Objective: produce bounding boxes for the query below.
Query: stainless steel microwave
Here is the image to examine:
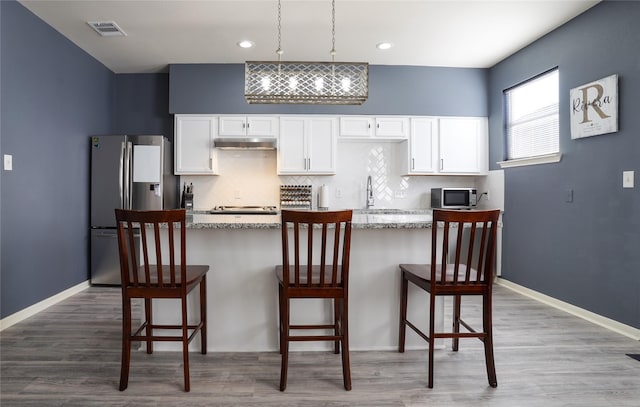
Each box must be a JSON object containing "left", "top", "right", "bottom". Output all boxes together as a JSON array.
[{"left": 431, "top": 188, "right": 477, "bottom": 209}]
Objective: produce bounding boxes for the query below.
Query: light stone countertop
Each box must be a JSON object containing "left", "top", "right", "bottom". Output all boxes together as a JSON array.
[{"left": 186, "top": 209, "right": 434, "bottom": 230}]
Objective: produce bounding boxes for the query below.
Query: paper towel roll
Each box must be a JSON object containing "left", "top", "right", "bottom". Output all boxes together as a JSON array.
[{"left": 318, "top": 184, "right": 329, "bottom": 209}]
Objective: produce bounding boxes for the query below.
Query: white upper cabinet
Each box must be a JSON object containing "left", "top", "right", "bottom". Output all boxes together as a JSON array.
[
  {"left": 339, "top": 116, "right": 373, "bottom": 138},
  {"left": 339, "top": 116, "right": 409, "bottom": 140},
  {"left": 374, "top": 117, "right": 410, "bottom": 139},
  {"left": 278, "top": 117, "right": 307, "bottom": 173},
  {"left": 401, "top": 116, "right": 488, "bottom": 176},
  {"left": 278, "top": 117, "right": 337, "bottom": 175},
  {"left": 404, "top": 117, "right": 437, "bottom": 174},
  {"left": 438, "top": 117, "right": 487, "bottom": 174},
  {"left": 173, "top": 114, "right": 485, "bottom": 177},
  {"left": 174, "top": 115, "right": 218, "bottom": 175},
  {"left": 218, "top": 116, "right": 278, "bottom": 137},
  {"left": 307, "top": 118, "right": 337, "bottom": 173}
]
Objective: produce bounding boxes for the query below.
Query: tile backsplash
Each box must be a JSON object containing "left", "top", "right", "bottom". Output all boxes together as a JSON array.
[{"left": 180, "top": 141, "right": 497, "bottom": 211}]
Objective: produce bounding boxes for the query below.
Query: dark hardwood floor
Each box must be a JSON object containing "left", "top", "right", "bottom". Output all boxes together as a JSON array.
[{"left": 1, "top": 283, "right": 639, "bottom": 406}]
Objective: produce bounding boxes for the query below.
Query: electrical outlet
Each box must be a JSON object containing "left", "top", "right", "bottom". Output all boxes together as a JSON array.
[
  {"left": 234, "top": 190, "right": 241, "bottom": 199},
  {"left": 485, "top": 191, "right": 490, "bottom": 201},
  {"left": 623, "top": 171, "right": 634, "bottom": 188},
  {"left": 3, "top": 154, "right": 12, "bottom": 171},
  {"left": 335, "top": 188, "right": 342, "bottom": 198}
]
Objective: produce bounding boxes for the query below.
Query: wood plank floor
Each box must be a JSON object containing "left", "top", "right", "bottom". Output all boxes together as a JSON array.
[{"left": 2, "top": 283, "right": 639, "bottom": 406}]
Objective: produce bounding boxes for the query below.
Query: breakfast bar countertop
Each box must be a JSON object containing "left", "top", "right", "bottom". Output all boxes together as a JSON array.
[{"left": 186, "top": 209, "right": 434, "bottom": 230}]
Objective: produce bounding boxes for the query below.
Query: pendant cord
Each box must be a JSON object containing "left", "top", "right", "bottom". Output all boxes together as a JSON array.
[
  {"left": 330, "top": 0, "right": 336, "bottom": 62},
  {"left": 276, "top": 0, "right": 283, "bottom": 63}
]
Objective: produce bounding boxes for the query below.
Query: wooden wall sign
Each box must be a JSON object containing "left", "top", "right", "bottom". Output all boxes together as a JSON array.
[{"left": 570, "top": 74, "right": 618, "bottom": 139}]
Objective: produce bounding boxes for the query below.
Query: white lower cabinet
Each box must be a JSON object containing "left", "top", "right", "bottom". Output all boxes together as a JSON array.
[
  {"left": 278, "top": 117, "right": 337, "bottom": 175},
  {"left": 174, "top": 115, "right": 218, "bottom": 175}
]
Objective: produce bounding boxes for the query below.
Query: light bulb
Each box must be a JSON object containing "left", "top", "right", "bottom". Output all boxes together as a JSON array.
[
  {"left": 289, "top": 76, "right": 298, "bottom": 90},
  {"left": 341, "top": 77, "right": 351, "bottom": 92},
  {"left": 261, "top": 77, "right": 271, "bottom": 90}
]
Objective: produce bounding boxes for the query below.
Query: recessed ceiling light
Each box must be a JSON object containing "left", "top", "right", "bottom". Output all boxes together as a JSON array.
[
  {"left": 238, "top": 40, "right": 255, "bottom": 49},
  {"left": 376, "top": 42, "right": 393, "bottom": 50}
]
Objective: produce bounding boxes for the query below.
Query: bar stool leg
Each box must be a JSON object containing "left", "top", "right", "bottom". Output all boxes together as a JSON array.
[{"left": 398, "top": 272, "right": 408, "bottom": 353}]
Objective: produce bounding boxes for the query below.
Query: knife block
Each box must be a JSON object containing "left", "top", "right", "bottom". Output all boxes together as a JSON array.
[{"left": 181, "top": 192, "right": 194, "bottom": 209}]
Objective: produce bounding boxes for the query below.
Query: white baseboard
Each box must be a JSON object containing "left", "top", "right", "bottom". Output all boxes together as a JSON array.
[
  {"left": 0, "top": 280, "right": 90, "bottom": 331},
  {"left": 496, "top": 278, "right": 640, "bottom": 341}
]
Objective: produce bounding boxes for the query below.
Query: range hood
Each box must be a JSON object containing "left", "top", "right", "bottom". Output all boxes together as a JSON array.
[{"left": 214, "top": 137, "right": 277, "bottom": 150}]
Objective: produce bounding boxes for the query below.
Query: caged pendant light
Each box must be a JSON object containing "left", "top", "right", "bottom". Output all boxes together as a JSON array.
[{"left": 244, "top": 0, "right": 368, "bottom": 105}]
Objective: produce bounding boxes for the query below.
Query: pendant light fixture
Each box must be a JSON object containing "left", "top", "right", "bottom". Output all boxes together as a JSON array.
[{"left": 244, "top": 0, "right": 368, "bottom": 105}]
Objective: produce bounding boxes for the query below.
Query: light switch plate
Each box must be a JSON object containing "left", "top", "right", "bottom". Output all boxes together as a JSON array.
[
  {"left": 3, "top": 154, "right": 12, "bottom": 171},
  {"left": 623, "top": 171, "right": 634, "bottom": 188}
]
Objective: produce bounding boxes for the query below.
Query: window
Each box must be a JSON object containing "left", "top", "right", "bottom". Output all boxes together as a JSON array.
[{"left": 501, "top": 68, "right": 560, "bottom": 167}]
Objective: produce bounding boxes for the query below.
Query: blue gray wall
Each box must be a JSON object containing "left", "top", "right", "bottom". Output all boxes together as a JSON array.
[
  {"left": 0, "top": 1, "right": 113, "bottom": 317},
  {"left": 488, "top": 1, "right": 640, "bottom": 329},
  {"left": 114, "top": 73, "right": 173, "bottom": 139},
  {"left": 169, "top": 64, "right": 488, "bottom": 116},
  {"left": 0, "top": 4, "right": 178, "bottom": 318}
]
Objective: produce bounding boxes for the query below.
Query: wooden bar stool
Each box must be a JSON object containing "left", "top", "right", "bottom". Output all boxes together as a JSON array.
[
  {"left": 398, "top": 209, "right": 500, "bottom": 388},
  {"left": 115, "top": 208, "right": 209, "bottom": 392},
  {"left": 275, "top": 210, "right": 353, "bottom": 391}
]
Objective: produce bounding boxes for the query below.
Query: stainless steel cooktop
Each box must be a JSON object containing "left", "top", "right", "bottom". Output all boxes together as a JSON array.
[{"left": 209, "top": 205, "right": 278, "bottom": 215}]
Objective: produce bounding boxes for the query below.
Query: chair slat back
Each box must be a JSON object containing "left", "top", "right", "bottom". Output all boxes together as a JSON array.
[
  {"left": 115, "top": 209, "right": 187, "bottom": 289},
  {"left": 431, "top": 209, "right": 500, "bottom": 287},
  {"left": 280, "top": 210, "right": 352, "bottom": 289}
]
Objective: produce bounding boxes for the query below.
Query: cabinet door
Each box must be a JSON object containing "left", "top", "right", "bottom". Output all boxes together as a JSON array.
[
  {"left": 175, "top": 115, "right": 217, "bottom": 175},
  {"left": 339, "top": 116, "right": 373, "bottom": 138},
  {"left": 438, "top": 117, "right": 484, "bottom": 174},
  {"left": 375, "top": 117, "right": 409, "bottom": 139},
  {"left": 218, "top": 116, "right": 247, "bottom": 136},
  {"left": 308, "top": 117, "right": 337, "bottom": 174},
  {"left": 408, "top": 118, "right": 437, "bottom": 173},
  {"left": 247, "top": 117, "right": 278, "bottom": 137},
  {"left": 278, "top": 117, "right": 307, "bottom": 174}
]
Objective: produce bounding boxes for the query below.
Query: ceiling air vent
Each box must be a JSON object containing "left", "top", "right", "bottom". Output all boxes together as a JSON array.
[{"left": 87, "top": 21, "right": 127, "bottom": 37}]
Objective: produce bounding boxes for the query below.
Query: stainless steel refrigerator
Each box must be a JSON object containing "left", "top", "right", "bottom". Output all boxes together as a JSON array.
[{"left": 90, "top": 135, "right": 177, "bottom": 285}]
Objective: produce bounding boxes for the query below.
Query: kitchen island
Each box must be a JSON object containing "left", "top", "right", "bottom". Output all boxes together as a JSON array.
[{"left": 152, "top": 210, "right": 445, "bottom": 352}]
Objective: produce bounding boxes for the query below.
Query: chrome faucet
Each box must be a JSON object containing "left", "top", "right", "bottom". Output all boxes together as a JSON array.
[{"left": 366, "top": 175, "right": 375, "bottom": 209}]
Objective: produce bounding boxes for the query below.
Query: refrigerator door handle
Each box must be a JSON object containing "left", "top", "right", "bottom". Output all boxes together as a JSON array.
[
  {"left": 119, "top": 141, "right": 125, "bottom": 209},
  {"left": 124, "top": 141, "right": 133, "bottom": 209}
]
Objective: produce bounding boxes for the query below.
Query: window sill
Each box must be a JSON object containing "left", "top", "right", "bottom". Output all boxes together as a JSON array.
[{"left": 497, "top": 152, "right": 562, "bottom": 169}]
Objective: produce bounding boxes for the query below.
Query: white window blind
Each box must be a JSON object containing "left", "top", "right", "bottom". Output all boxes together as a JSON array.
[{"left": 505, "top": 69, "right": 559, "bottom": 160}]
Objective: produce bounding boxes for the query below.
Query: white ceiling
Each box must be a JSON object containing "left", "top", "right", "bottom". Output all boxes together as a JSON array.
[{"left": 19, "top": 0, "right": 599, "bottom": 74}]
